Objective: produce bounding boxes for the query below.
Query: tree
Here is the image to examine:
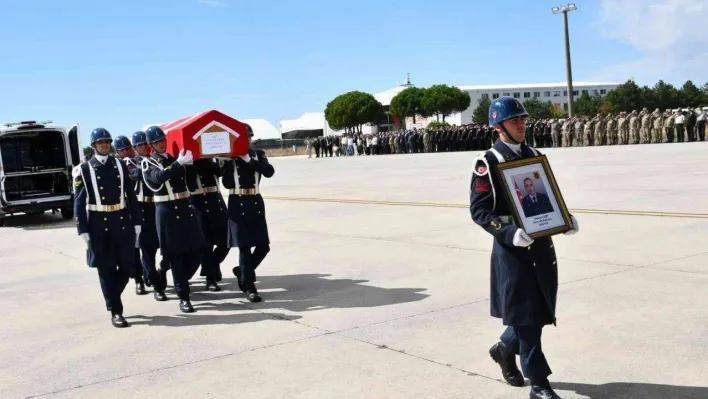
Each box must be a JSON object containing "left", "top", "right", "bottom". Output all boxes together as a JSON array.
[
  {"left": 390, "top": 87, "right": 426, "bottom": 124},
  {"left": 472, "top": 97, "right": 491, "bottom": 124},
  {"left": 325, "top": 91, "right": 386, "bottom": 134},
  {"left": 652, "top": 80, "right": 680, "bottom": 110},
  {"left": 604, "top": 79, "right": 643, "bottom": 113},
  {"left": 574, "top": 92, "right": 605, "bottom": 116},
  {"left": 523, "top": 98, "right": 554, "bottom": 120},
  {"left": 679, "top": 80, "right": 705, "bottom": 107},
  {"left": 421, "top": 84, "right": 471, "bottom": 122},
  {"left": 83, "top": 146, "right": 94, "bottom": 159}
]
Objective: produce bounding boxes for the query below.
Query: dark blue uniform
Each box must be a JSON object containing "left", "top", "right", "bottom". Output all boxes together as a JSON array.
[
  {"left": 142, "top": 152, "right": 205, "bottom": 302},
  {"left": 129, "top": 154, "right": 167, "bottom": 295},
  {"left": 73, "top": 155, "right": 141, "bottom": 316},
  {"left": 185, "top": 159, "right": 230, "bottom": 284},
  {"left": 221, "top": 149, "right": 274, "bottom": 296},
  {"left": 470, "top": 139, "right": 558, "bottom": 387}
]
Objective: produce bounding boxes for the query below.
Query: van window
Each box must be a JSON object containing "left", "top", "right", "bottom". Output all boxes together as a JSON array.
[{"left": 0, "top": 131, "right": 66, "bottom": 173}]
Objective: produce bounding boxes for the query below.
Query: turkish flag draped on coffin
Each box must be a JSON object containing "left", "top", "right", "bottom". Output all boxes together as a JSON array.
[{"left": 160, "top": 110, "right": 250, "bottom": 159}]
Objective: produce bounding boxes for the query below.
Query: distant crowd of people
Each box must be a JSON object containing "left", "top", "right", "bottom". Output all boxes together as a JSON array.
[{"left": 303, "top": 107, "right": 706, "bottom": 157}]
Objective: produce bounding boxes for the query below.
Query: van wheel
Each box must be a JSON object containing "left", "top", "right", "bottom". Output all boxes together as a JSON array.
[{"left": 60, "top": 207, "right": 73, "bottom": 220}]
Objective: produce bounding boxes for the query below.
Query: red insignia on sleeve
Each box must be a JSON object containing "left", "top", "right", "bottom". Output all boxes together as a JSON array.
[
  {"left": 476, "top": 165, "right": 487, "bottom": 174},
  {"left": 474, "top": 180, "right": 490, "bottom": 193},
  {"left": 533, "top": 171, "right": 540, "bottom": 180}
]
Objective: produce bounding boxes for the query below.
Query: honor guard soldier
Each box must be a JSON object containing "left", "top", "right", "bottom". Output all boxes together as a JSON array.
[
  {"left": 114, "top": 135, "right": 147, "bottom": 296},
  {"left": 73, "top": 128, "right": 142, "bottom": 328},
  {"left": 130, "top": 131, "right": 168, "bottom": 302},
  {"left": 185, "top": 158, "right": 230, "bottom": 291},
  {"left": 469, "top": 97, "right": 579, "bottom": 399},
  {"left": 222, "top": 124, "right": 274, "bottom": 303},
  {"left": 142, "top": 126, "right": 204, "bottom": 313}
]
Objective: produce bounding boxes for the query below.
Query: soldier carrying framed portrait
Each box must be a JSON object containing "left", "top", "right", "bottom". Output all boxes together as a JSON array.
[{"left": 494, "top": 155, "right": 573, "bottom": 239}]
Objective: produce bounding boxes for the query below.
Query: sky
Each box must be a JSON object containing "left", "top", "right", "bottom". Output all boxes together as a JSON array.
[{"left": 0, "top": 0, "right": 706, "bottom": 145}]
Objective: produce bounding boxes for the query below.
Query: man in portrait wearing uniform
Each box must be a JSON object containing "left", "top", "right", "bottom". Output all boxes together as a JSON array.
[
  {"left": 186, "top": 156, "right": 230, "bottom": 292},
  {"left": 469, "top": 97, "right": 579, "bottom": 399},
  {"left": 142, "top": 126, "right": 204, "bottom": 313},
  {"left": 113, "top": 135, "right": 147, "bottom": 296},
  {"left": 73, "top": 128, "right": 142, "bottom": 328},
  {"left": 129, "top": 131, "right": 168, "bottom": 302},
  {"left": 222, "top": 126, "right": 275, "bottom": 303}
]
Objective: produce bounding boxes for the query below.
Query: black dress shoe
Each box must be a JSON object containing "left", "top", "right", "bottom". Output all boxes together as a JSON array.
[
  {"left": 154, "top": 290, "right": 168, "bottom": 302},
  {"left": 489, "top": 342, "right": 525, "bottom": 387},
  {"left": 530, "top": 385, "right": 562, "bottom": 399},
  {"left": 206, "top": 281, "right": 221, "bottom": 292},
  {"left": 245, "top": 284, "right": 262, "bottom": 303},
  {"left": 179, "top": 299, "right": 195, "bottom": 313},
  {"left": 135, "top": 282, "right": 147, "bottom": 295},
  {"left": 111, "top": 314, "right": 129, "bottom": 328},
  {"left": 232, "top": 266, "right": 245, "bottom": 292}
]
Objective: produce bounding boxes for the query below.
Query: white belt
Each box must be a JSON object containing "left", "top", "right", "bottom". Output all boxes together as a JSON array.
[{"left": 154, "top": 192, "right": 190, "bottom": 202}]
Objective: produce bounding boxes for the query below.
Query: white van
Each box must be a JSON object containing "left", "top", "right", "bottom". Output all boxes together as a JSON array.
[{"left": 0, "top": 120, "right": 81, "bottom": 226}]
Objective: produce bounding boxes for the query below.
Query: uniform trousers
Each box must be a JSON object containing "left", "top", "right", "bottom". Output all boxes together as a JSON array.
[
  {"left": 238, "top": 245, "right": 270, "bottom": 286},
  {"left": 140, "top": 241, "right": 167, "bottom": 291},
  {"left": 132, "top": 249, "right": 144, "bottom": 284},
  {"left": 697, "top": 122, "right": 706, "bottom": 141},
  {"left": 195, "top": 244, "right": 230, "bottom": 281},
  {"left": 96, "top": 263, "right": 131, "bottom": 315},
  {"left": 500, "top": 325, "right": 552, "bottom": 386},
  {"left": 164, "top": 251, "right": 201, "bottom": 299}
]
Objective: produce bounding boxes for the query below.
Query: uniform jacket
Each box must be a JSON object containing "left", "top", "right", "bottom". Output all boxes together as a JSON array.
[
  {"left": 142, "top": 152, "right": 205, "bottom": 256},
  {"left": 73, "top": 155, "right": 140, "bottom": 268},
  {"left": 221, "top": 149, "right": 274, "bottom": 248},
  {"left": 185, "top": 158, "right": 228, "bottom": 247},
  {"left": 130, "top": 154, "right": 159, "bottom": 250},
  {"left": 470, "top": 139, "right": 558, "bottom": 327}
]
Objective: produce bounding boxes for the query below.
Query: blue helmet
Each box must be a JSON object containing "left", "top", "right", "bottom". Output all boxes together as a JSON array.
[
  {"left": 145, "top": 125, "right": 166, "bottom": 144},
  {"left": 114, "top": 135, "right": 132, "bottom": 151},
  {"left": 245, "top": 124, "right": 254, "bottom": 136},
  {"left": 131, "top": 131, "right": 147, "bottom": 146},
  {"left": 489, "top": 96, "right": 528, "bottom": 126},
  {"left": 90, "top": 128, "right": 112, "bottom": 145}
]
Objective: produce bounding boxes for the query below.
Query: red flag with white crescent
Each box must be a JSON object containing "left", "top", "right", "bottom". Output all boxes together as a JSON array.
[{"left": 514, "top": 180, "right": 523, "bottom": 203}]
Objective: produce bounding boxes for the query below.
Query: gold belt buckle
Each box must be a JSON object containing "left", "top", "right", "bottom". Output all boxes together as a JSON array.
[
  {"left": 240, "top": 188, "right": 256, "bottom": 195},
  {"left": 204, "top": 186, "right": 219, "bottom": 194},
  {"left": 173, "top": 192, "right": 189, "bottom": 200}
]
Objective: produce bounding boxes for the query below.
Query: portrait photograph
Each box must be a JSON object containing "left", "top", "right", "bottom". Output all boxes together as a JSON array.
[{"left": 495, "top": 155, "right": 572, "bottom": 238}]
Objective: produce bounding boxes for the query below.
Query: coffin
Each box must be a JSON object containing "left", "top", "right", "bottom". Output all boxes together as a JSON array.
[{"left": 160, "top": 110, "right": 249, "bottom": 159}]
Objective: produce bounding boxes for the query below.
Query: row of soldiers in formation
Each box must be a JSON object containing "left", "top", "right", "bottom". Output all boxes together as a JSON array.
[
  {"left": 306, "top": 106, "right": 707, "bottom": 157},
  {"left": 74, "top": 125, "right": 273, "bottom": 328}
]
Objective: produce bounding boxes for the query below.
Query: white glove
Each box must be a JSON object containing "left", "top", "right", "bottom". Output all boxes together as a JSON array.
[
  {"left": 80, "top": 233, "right": 90, "bottom": 248},
  {"left": 176, "top": 149, "right": 193, "bottom": 165},
  {"left": 134, "top": 226, "right": 141, "bottom": 248},
  {"left": 512, "top": 229, "right": 534, "bottom": 247},
  {"left": 239, "top": 153, "right": 251, "bottom": 163},
  {"left": 564, "top": 215, "right": 579, "bottom": 235}
]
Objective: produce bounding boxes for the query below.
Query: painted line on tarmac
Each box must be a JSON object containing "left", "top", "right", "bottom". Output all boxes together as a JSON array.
[{"left": 264, "top": 196, "right": 708, "bottom": 219}]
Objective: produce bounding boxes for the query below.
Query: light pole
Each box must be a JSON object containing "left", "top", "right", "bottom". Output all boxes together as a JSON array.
[{"left": 552, "top": 3, "right": 577, "bottom": 118}]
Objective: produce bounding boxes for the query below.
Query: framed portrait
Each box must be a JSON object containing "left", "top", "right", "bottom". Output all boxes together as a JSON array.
[{"left": 494, "top": 155, "right": 572, "bottom": 239}]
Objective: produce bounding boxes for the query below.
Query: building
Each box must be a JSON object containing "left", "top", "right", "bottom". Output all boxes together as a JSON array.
[
  {"left": 373, "top": 79, "right": 620, "bottom": 129},
  {"left": 241, "top": 118, "right": 280, "bottom": 139},
  {"left": 278, "top": 112, "right": 344, "bottom": 139}
]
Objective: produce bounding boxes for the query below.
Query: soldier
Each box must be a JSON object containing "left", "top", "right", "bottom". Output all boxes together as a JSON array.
[
  {"left": 560, "top": 119, "right": 570, "bottom": 147},
  {"left": 663, "top": 109, "right": 674, "bottom": 143},
  {"left": 583, "top": 117, "right": 594, "bottom": 146},
  {"left": 674, "top": 110, "right": 685, "bottom": 142},
  {"left": 697, "top": 108, "right": 706, "bottom": 141},
  {"left": 685, "top": 108, "right": 697, "bottom": 142},
  {"left": 130, "top": 131, "right": 168, "bottom": 302},
  {"left": 640, "top": 108, "right": 651, "bottom": 144},
  {"left": 142, "top": 126, "right": 204, "bottom": 313},
  {"left": 470, "top": 97, "right": 578, "bottom": 399},
  {"left": 550, "top": 119, "right": 561, "bottom": 147},
  {"left": 629, "top": 110, "right": 640, "bottom": 144},
  {"left": 574, "top": 117, "right": 584, "bottom": 147},
  {"left": 605, "top": 114, "right": 617, "bottom": 145},
  {"left": 186, "top": 156, "right": 229, "bottom": 292},
  {"left": 113, "top": 135, "right": 146, "bottom": 296},
  {"left": 651, "top": 108, "right": 664, "bottom": 144},
  {"left": 593, "top": 114, "right": 605, "bottom": 146},
  {"left": 222, "top": 128, "right": 275, "bottom": 303},
  {"left": 617, "top": 112, "right": 629, "bottom": 145},
  {"left": 73, "top": 128, "right": 141, "bottom": 328}
]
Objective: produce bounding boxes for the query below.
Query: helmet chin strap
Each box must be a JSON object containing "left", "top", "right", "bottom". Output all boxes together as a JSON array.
[{"left": 500, "top": 123, "right": 522, "bottom": 145}]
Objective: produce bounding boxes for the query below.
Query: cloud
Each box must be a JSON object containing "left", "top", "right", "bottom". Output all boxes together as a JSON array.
[
  {"left": 593, "top": 0, "right": 708, "bottom": 85},
  {"left": 198, "top": 0, "right": 229, "bottom": 7}
]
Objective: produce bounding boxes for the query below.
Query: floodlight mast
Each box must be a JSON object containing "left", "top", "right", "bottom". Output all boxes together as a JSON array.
[{"left": 553, "top": 3, "right": 577, "bottom": 118}]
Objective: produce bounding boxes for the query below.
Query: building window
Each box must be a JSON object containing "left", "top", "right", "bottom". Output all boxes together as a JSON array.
[
  {"left": 593, "top": 89, "right": 599, "bottom": 95},
  {"left": 502, "top": 92, "right": 510, "bottom": 96},
  {"left": 563, "top": 90, "right": 568, "bottom": 96},
  {"left": 582, "top": 89, "right": 588, "bottom": 95},
  {"left": 533, "top": 92, "right": 541, "bottom": 98},
  {"left": 481, "top": 93, "right": 489, "bottom": 100},
  {"left": 600, "top": 89, "right": 607, "bottom": 95},
  {"left": 544, "top": 91, "right": 551, "bottom": 97},
  {"left": 492, "top": 93, "right": 500, "bottom": 99},
  {"left": 573, "top": 90, "right": 579, "bottom": 96},
  {"left": 523, "top": 92, "right": 531, "bottom": 98},
  {"left": 513, "top": 92, "right": 521, "bottom": 99},
  {"left": 553, "top": 91, "right": 561, "bottom": 97}
]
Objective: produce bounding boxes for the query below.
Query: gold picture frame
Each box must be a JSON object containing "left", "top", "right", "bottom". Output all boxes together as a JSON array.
[{"left": 494, "top": 155, "right": 573, "bottom": 239}]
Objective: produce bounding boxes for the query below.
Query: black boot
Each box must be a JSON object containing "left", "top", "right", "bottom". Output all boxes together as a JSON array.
[
  {"left": 111, "top": 314, "right": 129, "bottom": 328},
  {"left": 245, "top": 283, "right": 261, "bottom": 303},
  {"left": 179, "top": 299, "right": 195, "bottom": 313},
  {"left": 154, "top": 290, "right": 168, "bottom": 302},
  {"left": 135, "top": 281, "right": 146, "bottom": 295},
  {"left": 530, "top": 385, "right": 562, "bottom": 399},
  {"left": 489, "top": 342, "right": 524, "bottom": 387},
  {"left": 206, "top": 279, "right": 221, "bottom": 292}
]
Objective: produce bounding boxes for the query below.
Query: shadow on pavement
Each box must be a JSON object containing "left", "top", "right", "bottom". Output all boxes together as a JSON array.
[
  {"left": 193, "top": 274, "right": 430, "bottom": 312},
  {"left": 1, "top": 212, "right": 73, "bottom": 230},
  {"left": 126, "top": 310, "right": 302, "bottom": 327},
  {"left": 555, "top": 381, "right": 708, "bottom": 399}
]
